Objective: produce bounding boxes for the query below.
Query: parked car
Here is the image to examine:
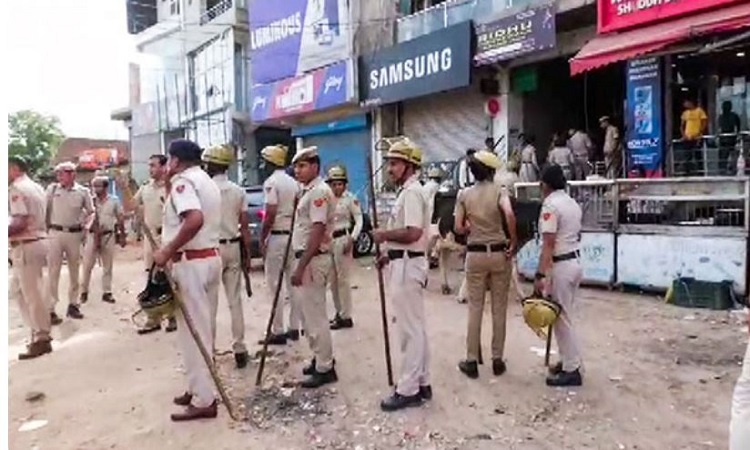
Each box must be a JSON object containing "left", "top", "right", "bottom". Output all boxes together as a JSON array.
[{"left": 244, "top": 185, "right": 374, "bottom": 259}]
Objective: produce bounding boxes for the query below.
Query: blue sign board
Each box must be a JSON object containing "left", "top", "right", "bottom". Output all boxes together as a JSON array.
[
  {"left": 248, "top": 0, "right": 351, "bottom": 85},
  {"left": 474, "top": 3, "right": 557, "bottom": 65},
  {"left": 625, "top": 57, "right": 663, "bottom": 177},
  {"left": 250, "top": 59, "right": 354, "bottom": 123},
  {"left": 292, "top": 114, "right": 367, "bottom": 137}
]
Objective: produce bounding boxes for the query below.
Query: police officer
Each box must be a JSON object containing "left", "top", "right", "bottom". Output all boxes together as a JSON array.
[
  {"left": 9, "top": 156, "right": 53, "bottom": 360},
  {"left": 454, "top": 150, "right": 518, "bottom": 379},
  {"left": 202, "top": 144, "right": 251, "bottom": 369},
  {"left": 291, "top": 146, "right": 338, "bottom": 388},
  {"left": 152, "top": 139, "right": 222, "bottom": 421},
  {"left": 132, "top": 154, "right": 177, "bottom": 334},
  {"left": 325, "top": 165, "right": 363, "bottom": 330},
  {"left": 533, "top": 164, "right": 584, "bottom": 387},
  {"left": 46, "top": 161, "right": 94, "bottom": 322},
  {"left": 80, "top": 176, "right": 126, "bottom": 304},
  {"left": 259, "top": 144, "right": 302, "bottom": 345},
  {"left": 373, "top": 137, "right": 431, "bottom": 411}
]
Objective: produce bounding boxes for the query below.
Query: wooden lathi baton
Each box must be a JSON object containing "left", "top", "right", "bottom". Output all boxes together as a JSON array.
[{"left": 141, "top": 224, "right": 239, "bottom": 421}]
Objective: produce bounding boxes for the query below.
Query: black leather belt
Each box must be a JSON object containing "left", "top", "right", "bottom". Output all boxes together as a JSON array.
[
  {"left": 553, "top": 250, "right": 580, "bottom": 263},
  {"left": 332, "top": 229, "right": 348, "bottom": 239},
  {"left": 50, "top": 224, "right": 83, "bottom": 233},
  {"left": 219, "top": 236, "right": 241, "bottom": 244},
  {"left": 466, "top": 243, "right": 508, "bottom": 253},
  {"left": 294, "top": 249, "right": 327, "bottom": 259},
  {"left": 387, "top": 250, "right": 425, "bottom": 260},
  {"left": 270, "top": 230, "right": 290, "bottom": 235}
]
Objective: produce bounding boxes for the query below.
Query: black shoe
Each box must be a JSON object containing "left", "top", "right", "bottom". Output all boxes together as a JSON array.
[
  {"left": 300, "top": 368, "right": 338, "bottom": 388},
  {"left": 257, "top": 334, "right": 287, "bottom": 346},
  {"left": 548, "top": 362, "right": 563, "bottom": 376},
  {"left": 19, "top": 340, "right": 53, "bottom": 360},
  {"left": 458, "top": 360, "right": 479, "bottom": 379},
  {"left": 380, "top": 392, "right": 423, "bottom": 412},
  {"left": 102, "top": 293, "right": 115, "bottom": 303},
  {"left": 234, "top": 351, "right": 249, "bottom": 369},
  {"left": 50, "top": 312, "right": 63, "bottom": 326},
  {"left": 328, "top": 314, "right": 342, "bottom": 326},
  {"left": 492, "top": 359, "right": 507, "bottom": 376},
  {"left": 441, "top": 285, "right": 452, "bottom": 295},
  {"left": 546, "top": 368, "right": 583, "bottom": 387},
  {"left": 80, "top": 292, "right": 88, "bottom": 304},
  {"left": 419, "top": 385, "right": 433, "bottom": 401},
  {"left": 66, "top": 304, "right": 84, "bottom": 319},
  {"left": 303, "top": 358, "right": 336, "bottom": 376},
  {"left": 286, "top": 329, "right": 300, "bottom": 341},
  {"left": 137, "top": 324, "right": 161, "bottom": 335},
  {"left": 330, "top": 317, "right": 353, "bottom": 330},
  {"left": 165, "top": 317, "right": 177, "bottom": 333}
]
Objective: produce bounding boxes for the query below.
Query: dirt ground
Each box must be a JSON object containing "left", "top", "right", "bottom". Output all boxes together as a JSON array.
[{"left": 8, "top": 245, "right": 748, "bottom": 450}]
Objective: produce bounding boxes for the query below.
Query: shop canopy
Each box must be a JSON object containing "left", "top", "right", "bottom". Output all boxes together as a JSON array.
[{"left": 570, "top": 3, "right": 750, "bottom": 76}]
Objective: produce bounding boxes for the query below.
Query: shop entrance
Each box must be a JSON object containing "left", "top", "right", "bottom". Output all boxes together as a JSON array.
[{"left": 519, "top": 58, "right": 625, "bottom": 163}]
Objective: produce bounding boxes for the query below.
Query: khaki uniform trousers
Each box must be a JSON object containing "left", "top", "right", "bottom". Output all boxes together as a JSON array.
[
  {"left": 172, "top": 256, "right": 221, "bottom": 408},
  {"left": 730, "top": 337, "right": 750, "bottom": 450},
  {"left": 81, "top": 233, "right": 116, "bottom": 295},
  {"left": 218, "top": 241, "right": 247, "bottom": 354},
  {"left": 387, "top": 255, "right": 430, "bottom": 397},
  {"left": 47, "top": 229, "right": 84, "bottom": 310},
  {"left": 551, "top": 259, "right": 584, "bottom": 372},
  {"left": 464, "top": 251, "right": 511, "bottom": 362},
  {"left": 265, "top": 234, "right": 302, "bottom": 334},
  {"left": 293, "top": 254, "right": 334, "bottom": 372},
  {"left": 329, "top": 235, "right": 353, "bottom": 319},
  {"left": 573, "top": 156, "right": 590, "bottom": 181},
  {"left": 11, "top": 240, "right": 51, "bottom": 342}
]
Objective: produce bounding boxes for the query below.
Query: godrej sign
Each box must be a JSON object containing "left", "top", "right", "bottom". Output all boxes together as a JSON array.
[{"left": 598, "top": 0, "right": 743, "bottom": 33}]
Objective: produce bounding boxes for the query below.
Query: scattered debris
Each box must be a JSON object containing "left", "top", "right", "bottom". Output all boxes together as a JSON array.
[
  {"left": 24, "top": 391, "right": 45, "bottom": 403},
  {"left": 468, "top": 433, "right": 492, "bottom": 441}
]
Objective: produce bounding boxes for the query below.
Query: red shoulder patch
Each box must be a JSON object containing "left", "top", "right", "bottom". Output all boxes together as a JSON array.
[
  {"left": 11, "top": 194, "right": 20, "bottom": 202},
  {"left": 353, "top": 199, "right": 359, "bottom": 206},
  {"left": 313, "top": 197, "right": 325, "bottom": 208},
  {"left": 175, "top": 185, "right": 185, "bottom": 194},
  {"left": 542, "top": 212, "right": 552, "bottom": 221}
]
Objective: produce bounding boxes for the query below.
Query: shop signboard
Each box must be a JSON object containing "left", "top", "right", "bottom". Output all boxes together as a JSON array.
[
  {"left": 248, "top": 0, "right": 351, "bottom": 85},
  {"left": 250, "top": 59, "right": 354, "bottom": 122},
  {"left": 474, "top": 3, "right": 556, "bottom": 66},
  {"left": 625, "top": 57, "right": 663, "bottom": 177},
  {"left": 598, "top": 0, "right": 742, "bottom": 34},
  {"left": 359, "top": 21, "right": 473, "bottom": 106}
]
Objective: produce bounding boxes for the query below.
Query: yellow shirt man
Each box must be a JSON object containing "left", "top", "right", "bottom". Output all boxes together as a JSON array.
[{"left": 681, "top": 104, "right": 708, "bottom": 141}]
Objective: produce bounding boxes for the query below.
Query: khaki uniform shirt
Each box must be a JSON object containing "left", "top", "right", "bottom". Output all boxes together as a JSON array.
[
  {"left": 454, "top": 180, "right": 508, "bottom": 245},
  {"left": 134, "top": 179, "right": 167, "bottom": 231},
  {"left": 548, "top": 146, "right": 574, "bottom": 168},
  {"left": 603, "top": 125, "right": 620, "bottom": 156},
  {"left": 568, "top": 131, "right": 593, "bottom": 159},
  {"left": 538, "top": 190, "right": 582, "bottom": 256},
  {"left": 263, "top": 169, "right": 300, "bottom": 231},
  {"left": 332, "top": 191, "right": 363, "bottom": 238},
  {"left": 162, "top": 166, "right": 221, "bottom": 251},
  {"left": 386, "top": 174, "right": 428, "bottom": 252},
  {"left": 213, "top": 174, "right": 247, "bottom": 240},
  {"left": 46, "top": 182, "right": 94, "bottom": 227},
  {"left": 93, "top": 196, "right": 123, "bottom": 231},
  {"left": 9, "top": 174, "right": 47, "bottom": 242},
  {"left": 293, "top": 176, "right": 335, "bottom": 252},
  {"left": 494, "top": 169, "right": 519, "bottom": 197}
]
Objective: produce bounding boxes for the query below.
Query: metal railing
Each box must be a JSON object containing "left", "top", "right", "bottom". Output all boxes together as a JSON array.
[
  {"left": 668, "top": 132, "right": 750, "bottom": 177},
  {"left": 200, "top": 0, "right": 233, "bottom": 25}
]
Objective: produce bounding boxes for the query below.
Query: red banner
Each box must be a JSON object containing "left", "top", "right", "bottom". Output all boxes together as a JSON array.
[
  {"left": 598, "top": 0, "right": 743, "bottom": 33},
  {"left": 78, "top": 148, "right": 124, "bottom": 170}
]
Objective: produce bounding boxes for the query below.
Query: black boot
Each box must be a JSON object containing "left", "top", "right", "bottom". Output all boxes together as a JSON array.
[
  {"left": 165, "top": 317, "right": 177, "bottom": 333},
  {"left": 546, "top": 368, "right": 583, "bottom": 387},
  {"left": 303, "top": 358, "right": 336, "bottom": 376},
  {"left": 234, "top": 351, "right": 249, "bottom": 369},
  {"left": 50, "top": 312, "right": 63, "bottom": 326},
  {"left": 330, "top": 316, "right": 353, "bottom": 330},
  {"left": 286, "top": 329, "right": 300, "bottom": 341},
  {"left": 102, "top": 292, "right": 115, "bottom": 303},
  {"left": 380, "top": 391, "right": 423, "bottom": 412},
  {"left": 257, "top": 333, "right": 287, "bottom": 346},
  {"left": 80, "top": 292, "right": 88, "bottom": 304},
  {"left": 458, "top": 360, "right": 479, "bottom": 379},
  {"left": 419, "top": 385, "right": 433, "bottom": 401},
  {"left": 548, "top": 361, "right": 563, "bottom": 376},
  {"left": 66, "top": 304, "right": 84, "bottom": 319},
  {"left": 300, "top": 368, "right": 338, "bottom": 388},
  {"left": 492, "top": 359, "right": 507, "bottom": 376}
]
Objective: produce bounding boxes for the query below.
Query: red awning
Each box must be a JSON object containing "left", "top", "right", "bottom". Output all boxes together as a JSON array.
[{"left": 570, "top": 3, "right": 750, "bottom": 75}]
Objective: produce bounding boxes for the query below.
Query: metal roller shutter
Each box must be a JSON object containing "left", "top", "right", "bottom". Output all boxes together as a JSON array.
[{"left": 402, "top": 84, "right": 488, "bottom": 162}]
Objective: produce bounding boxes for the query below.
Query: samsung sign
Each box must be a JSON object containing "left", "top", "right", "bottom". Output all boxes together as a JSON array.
[{"left": 360, "top": 22, "right": 472, "bottom": 106}]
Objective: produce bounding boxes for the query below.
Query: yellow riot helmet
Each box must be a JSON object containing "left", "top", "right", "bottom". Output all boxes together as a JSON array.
[
  {"left": 521, "top": 294, "right": 562, "bottom": 339},
  {"left": 471, "top": 149, "right": 502, "bottom": 170},
  {"left": 261, "top": 144, "right": 288, "bottom": 167},
  {"left": 202, "top": 144, "right": 234, "bottom": 166},
  {"left": 384, "top": 137, "right": 422, "bottom": 166},
  {"left": 326, "top": 165, "right": 348, "bottom": 183}
]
